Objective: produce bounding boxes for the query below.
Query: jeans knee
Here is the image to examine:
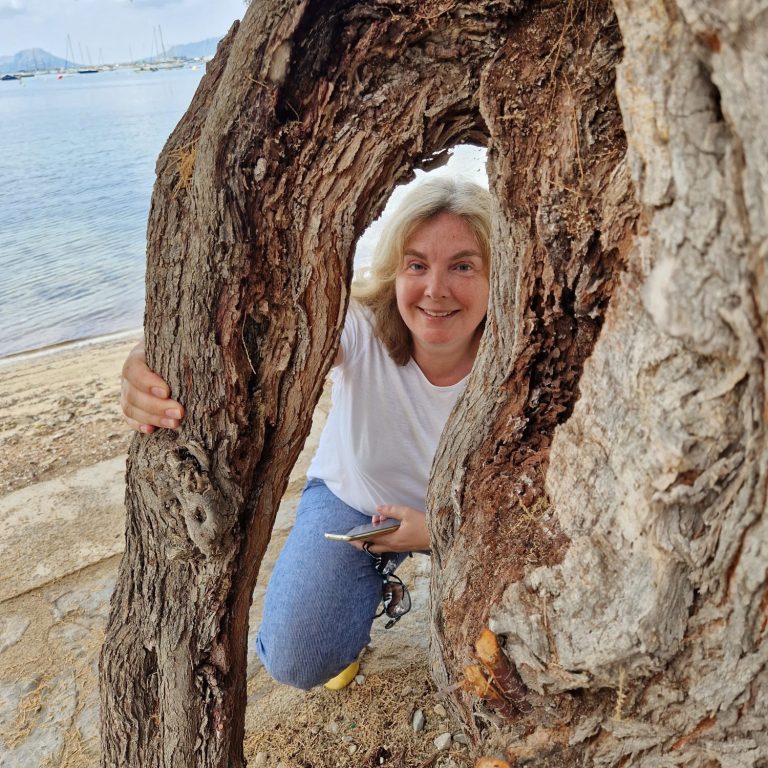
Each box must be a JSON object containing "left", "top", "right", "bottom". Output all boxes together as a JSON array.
[
  {"left": 263, "top": 657, "right": 326, "bottom": 690},
  {"left": 256, "top": 637, "right": 337, "bottom": 690}
]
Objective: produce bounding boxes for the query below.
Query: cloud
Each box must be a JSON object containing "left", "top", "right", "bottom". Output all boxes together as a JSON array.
[{"left": 0, "top": 0, "right": 24, "bottom": 19}]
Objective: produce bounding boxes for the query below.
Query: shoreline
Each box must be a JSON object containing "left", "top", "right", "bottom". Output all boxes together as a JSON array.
[{"left": 0, "top": 328, "right": 143, "bottom": 369}]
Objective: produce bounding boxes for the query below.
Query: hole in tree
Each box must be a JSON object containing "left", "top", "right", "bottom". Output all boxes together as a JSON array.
[{"left": 246, "top": 143, "right": 489, "bottom": 694}]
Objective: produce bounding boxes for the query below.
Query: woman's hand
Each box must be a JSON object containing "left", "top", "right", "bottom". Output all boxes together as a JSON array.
[
  {"left": 351, "top": 505, "right": 429, "bottom": 554},
  {"left": 120, "top": 340, "right": 185, "bottom": 433}
]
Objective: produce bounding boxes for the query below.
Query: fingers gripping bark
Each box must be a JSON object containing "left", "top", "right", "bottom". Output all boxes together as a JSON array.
[{"left": 121, "top": 341, "right": 185, "bottom": 432}]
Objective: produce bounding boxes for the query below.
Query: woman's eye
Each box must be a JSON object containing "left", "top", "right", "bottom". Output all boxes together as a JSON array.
[
  {"left": 454, "top": 263, "right": 474, "bottom": 272},
  {"left": 407, "top": 262, "right": 426, "bottom": 272}
]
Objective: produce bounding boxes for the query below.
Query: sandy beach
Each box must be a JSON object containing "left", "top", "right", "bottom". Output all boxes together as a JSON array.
[{"left": 0, "top": 338, "right": 469, "bottom": 767}]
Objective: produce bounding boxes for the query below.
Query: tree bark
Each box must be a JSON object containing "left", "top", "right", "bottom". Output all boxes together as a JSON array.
[
  {"left": 430, "top": 1, "right": 768, "bottom": 766},
  {"left": 98, "top": 0, "right": 767, "bottom": 766}
]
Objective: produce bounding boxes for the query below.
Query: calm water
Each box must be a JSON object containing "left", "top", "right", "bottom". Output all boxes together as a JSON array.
[
  {"left": 0, "top": 67, "right": 205, "bottom": 359},
  {"left": 0, "top": 68, "right": 487, "bottom": 360}
]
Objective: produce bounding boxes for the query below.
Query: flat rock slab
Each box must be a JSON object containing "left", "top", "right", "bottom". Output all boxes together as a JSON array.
[{"left": 0, "top": 457, "right": 126, "bottom": 602}]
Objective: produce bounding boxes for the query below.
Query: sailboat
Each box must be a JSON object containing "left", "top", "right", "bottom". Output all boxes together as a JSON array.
[
  {"left": 77, "top": 43, "right": 98, "bottom": 74},
  {"left": 154, "top": 26, "right": 184, "bottom": 69}
]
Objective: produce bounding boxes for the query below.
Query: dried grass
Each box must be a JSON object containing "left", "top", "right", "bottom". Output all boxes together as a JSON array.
[
  {"left": 244, "top": 660, "right": 470, "bottom": 768},
  {"left": 172, "top": 139, "right": 198, "bottom": 198}
]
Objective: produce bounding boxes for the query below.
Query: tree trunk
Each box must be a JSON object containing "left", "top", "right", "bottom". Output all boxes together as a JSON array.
[
  {"left": 98, "top": 1, "right": 767, "bottom": 766},
  {"left": 430, "top": 1, "right": 768, "bottom": 766}
]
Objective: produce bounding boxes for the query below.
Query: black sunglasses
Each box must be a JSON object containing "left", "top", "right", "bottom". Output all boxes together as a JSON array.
[{"left": 363, "top": 545, "right": 412, "bottom": 628}]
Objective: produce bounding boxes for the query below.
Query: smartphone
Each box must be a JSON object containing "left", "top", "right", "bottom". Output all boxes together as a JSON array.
[{"left": 324, "top": 518, "right": 401, "bottom": 542}]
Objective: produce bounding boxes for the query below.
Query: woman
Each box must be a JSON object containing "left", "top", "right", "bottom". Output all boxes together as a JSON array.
[{"left": 121, "top": 176, "right": 491, "bottom": 689}]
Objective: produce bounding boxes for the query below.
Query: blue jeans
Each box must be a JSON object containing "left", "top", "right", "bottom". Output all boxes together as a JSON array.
[{"left": 255, "top": 479, "right": 408, "bottom": 689}]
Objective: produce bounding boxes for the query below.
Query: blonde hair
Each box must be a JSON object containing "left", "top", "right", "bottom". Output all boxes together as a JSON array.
[{"left": 352, "top": 176, "right": 491, "bottom": 365}]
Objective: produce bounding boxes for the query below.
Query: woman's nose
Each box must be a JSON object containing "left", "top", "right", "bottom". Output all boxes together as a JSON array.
[{"left": 425, "top": 269, "right": 448, "bottom": 297}]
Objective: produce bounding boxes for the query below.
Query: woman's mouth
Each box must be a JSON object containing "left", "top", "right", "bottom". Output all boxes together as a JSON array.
[{"left": 418, "top": 308, "right": 459, "bottom": 318}]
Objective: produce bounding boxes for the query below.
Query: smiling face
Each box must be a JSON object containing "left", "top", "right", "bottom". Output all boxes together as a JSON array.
[{"left": 395, "top": 211, "right": 490, "bottom": 366}]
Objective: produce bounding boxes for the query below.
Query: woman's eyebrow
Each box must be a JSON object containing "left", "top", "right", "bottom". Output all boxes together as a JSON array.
[
  {"left": 403, "top": 248, "right": 482, "bottom": 260},
  {"left": 449, "top": 250, "right": 483, "bottom": 260}
]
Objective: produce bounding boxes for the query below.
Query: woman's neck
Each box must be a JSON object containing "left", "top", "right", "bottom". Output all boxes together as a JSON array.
[{"left": 411, "top": 334, "right": 481, "bottom": 387}]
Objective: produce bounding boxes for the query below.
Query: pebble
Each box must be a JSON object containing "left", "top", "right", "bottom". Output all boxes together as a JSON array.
[
  {"left": 348, "top": 744, "right": 357, "bottom": 754},
  {"left": 434, "top": 732, "right": 453, "bottom": 751},
  {"left": 433, "top": 703, "right": 448, "bottom": 718},
  {"left": 354, "top": 674, "right": 366, "bottom": 686},
  {"left": 412, "top": 709, "right": 425, "bottom": 732},
  {"left": 453, "top": 732, "right": 469, "bottom": 745},
  {"left": 325, "top": 720, "right": 339, "bottom": 735},
  {"left": 253, "top": 752, "right": 269, "bottom": 767}
]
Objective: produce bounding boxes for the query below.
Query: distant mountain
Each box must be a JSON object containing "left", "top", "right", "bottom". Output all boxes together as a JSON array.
[
  {"left": 0, "top": 36, "right": 222, "bottom": 75},
  {"left": 0, "top": 48, "right": 78, "bottom": 74},
  {"left": 164, "top": 37, "right": 221, "bottom": 60}
]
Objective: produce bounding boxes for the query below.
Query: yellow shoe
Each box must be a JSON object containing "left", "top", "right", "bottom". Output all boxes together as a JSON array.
[{"left": 323, "top": 660, "right": 360, "bottom": 690}]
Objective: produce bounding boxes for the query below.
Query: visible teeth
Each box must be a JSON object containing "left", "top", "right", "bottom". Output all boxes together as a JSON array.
[{"left": 422, "top": 309, "right": 454, "bottom": 317}]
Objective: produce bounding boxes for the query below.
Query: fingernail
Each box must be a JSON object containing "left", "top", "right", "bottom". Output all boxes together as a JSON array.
[
  {"left": 151, "top": 387, "right": 167, "bottom": 398},
  {"left": 161, "top": 418, "right": 178, "bottom": 428},
  {"left": 165, "top": 409, "right": 182, "bottom": 419},
  {"left": 139, "top": 424, "right": 152, "bottom": 434}
]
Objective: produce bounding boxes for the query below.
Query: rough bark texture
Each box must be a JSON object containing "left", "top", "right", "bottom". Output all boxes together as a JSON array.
[
  {"left": 98, "top": 0, "right": 767, "bottom": 766},
  {"left": 101, "top": 2, "right": 510, "bottom": 766},
  {"left": 430, "top": 1, "right": 768, "bottom": 766}
]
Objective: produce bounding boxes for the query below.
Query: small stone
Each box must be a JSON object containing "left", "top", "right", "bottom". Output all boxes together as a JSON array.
[
  {"left": 354, "top": 674, "right": 366, "bottom": 686},
  {"left": 412, "top": 709, "right": 425, "bottom": 733},
  {"left": 348, "top": 744, "right": 358, "bottom": 754},
  {"left": 433, "top": 703, "right": 448, "bottom": 718},
  {"left": 325, "top": 720, "right": 339, "bottom": 734},
  {"left": 453, "top": 732, "right": 469, "bottom": 745},
  {"left": 253, "top": 752, "right": 269, "bottom": 767},
  {"left": 308, "top": 724, "right": 321, "bottom": 735},
  {"left": 434, "top": 732, "right": 453, "bottom": 751}
]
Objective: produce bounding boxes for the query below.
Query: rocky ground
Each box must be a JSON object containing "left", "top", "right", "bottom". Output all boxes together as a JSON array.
[{"left": 0, "top": 338, "right": 473, "bottom": 768}]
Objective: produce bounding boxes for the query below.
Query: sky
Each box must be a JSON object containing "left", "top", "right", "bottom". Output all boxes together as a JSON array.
[{"left": 0, "top": 0, "right": 248, "bottom": 63}]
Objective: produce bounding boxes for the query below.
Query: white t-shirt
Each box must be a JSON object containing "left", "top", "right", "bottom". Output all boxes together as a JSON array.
[{"left": 307, "top": 300, "right": 467, "bottom": 516}]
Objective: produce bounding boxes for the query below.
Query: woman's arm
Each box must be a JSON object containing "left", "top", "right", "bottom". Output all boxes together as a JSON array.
[
  {"left": 120, "top": 340, "right": 185, "bottom": 433},
  {"left": 121, "top": 339, "right": 338, "bottom": 434}
]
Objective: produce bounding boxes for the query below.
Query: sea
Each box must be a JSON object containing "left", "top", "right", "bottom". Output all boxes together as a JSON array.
[{"left": 0, "top": 67, "right": 487, "bottom": 361}]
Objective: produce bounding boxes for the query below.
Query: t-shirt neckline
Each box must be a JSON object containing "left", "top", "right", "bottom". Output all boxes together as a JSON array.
[{"left": 406, "top": 357, "right": 470, "bottom": 391}]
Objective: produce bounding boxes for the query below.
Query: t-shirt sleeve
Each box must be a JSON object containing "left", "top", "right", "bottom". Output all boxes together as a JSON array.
[{"left": 338, "top": 299, "right": 372, "bottom": 369}]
